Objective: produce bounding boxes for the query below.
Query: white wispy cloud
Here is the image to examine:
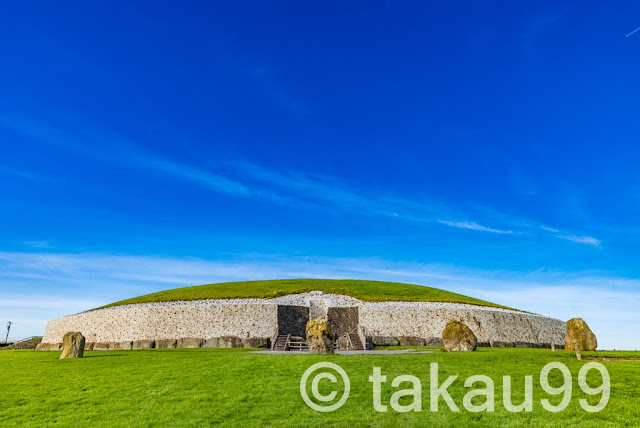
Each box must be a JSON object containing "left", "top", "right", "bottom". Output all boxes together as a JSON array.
[
  {"left": 0, "top": 165, "right": 54, "bottom": 183},
  {"left": 558, "top": 235, "right": 602, "bottom": 247},
  {"left": 1, "top": 250, "right": 638, "bottom": 349},
  {"left": 0, "top": 113, "right": 603, "bottom": 244},
  {"left": 438, "top": 220, "right": 513, "bottom": 234},
  {"left": 139, "top": 157, "right": 251, "bottom": 198},
  {"left": 232, "top": 161, "right": 404, "bottom": 217},
  {"left": 539, "top": 226, "right": 602, "bottom": 247},
  {"left": 23, "top": 241, "right": 53, "bottom": 249}
]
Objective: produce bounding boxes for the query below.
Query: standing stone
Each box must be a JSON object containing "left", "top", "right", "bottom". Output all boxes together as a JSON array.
[
  {"left": 309, "top": 300, "right": 328, "bottom": 320},
  {"left": 565, "top": 318, "right": 597, "bottom": 352},
  {"left": 59, "top": 332, "right": 85, "bottom": 359},
  {"left": 306, "top": 318, "right": 333, "bottom": 354},
  {"left": 442, "top": 319, "right": 477, "bottom": 352}
]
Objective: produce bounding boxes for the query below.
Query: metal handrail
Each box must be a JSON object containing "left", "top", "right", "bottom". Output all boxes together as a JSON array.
[
  {"left": 284, "top": 334, "right": 291, "bottom": 350},
  {"left": 357, "top": 324, "right": 367, "bottom": 350},
  {"left": 346, "top": 334, "right": 354, "bottom": 350},
  {"left": 12, "top": 336, "right": 42, "bottom": 344},
  {"left": 270, "top": 329, "right": 281, "bottom": 351}
]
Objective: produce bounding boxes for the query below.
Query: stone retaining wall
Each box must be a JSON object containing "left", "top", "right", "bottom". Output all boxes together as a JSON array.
[
  {"left": 40, "top": 293, "right": 565, "bottom": 348},
  {"left": 359, "top": 302, "right": 565, "bottom": 346},
  {"left": 42, "top": 302, "right": 277, "bottom": 344}
]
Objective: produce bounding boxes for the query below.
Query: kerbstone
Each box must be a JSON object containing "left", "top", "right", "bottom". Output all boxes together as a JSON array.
[
  {"left": 93, "top": 342, "right": 111, "bottom": 351},
  {"left": 203, "top": 336, "right": 243, "bottom": 348},
  {"left": 156, "top": 339, "right": 177, "bottom": 348},
  {"left": 177, "top": 338, "right": 204, "bottom": 348},
  {"left": 133, "top": 340, "right": 155, "bottom": 349}
]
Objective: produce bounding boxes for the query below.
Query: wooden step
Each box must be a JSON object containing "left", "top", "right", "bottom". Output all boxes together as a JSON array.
[
  {"left": 348, "top": 333, "right": 365, "bottom": 350},
  {"left": 273, "top": 334, "right": 289, "bottom": 351}
]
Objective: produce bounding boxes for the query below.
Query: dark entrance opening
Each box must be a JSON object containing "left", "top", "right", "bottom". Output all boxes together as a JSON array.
[{"left": 277, "top": 305, "right": 309, "bottom": 337}]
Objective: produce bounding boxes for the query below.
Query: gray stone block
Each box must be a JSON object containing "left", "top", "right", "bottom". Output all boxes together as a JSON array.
[
  {"left": 241, "top": 337, "right": 270, "bottom": 348},
  {"left": 424, "top": 337, "right": 443, "bottom": 347},
  {"left": 156, "top": 339, "right": 177, "bottom": 348},
  {"left": 370, "top": 336, "right": 400, "bottom": 346},
  {"left": 93, "top": 342, "right": 111, "bottom": 351},
  {"left": 133, "top": 340, "right": 155, "bottom": 349},
  {"left": 36, "top": 342, "right": 62, "bottom": 351},
  {"left": 109, "top": 341, "right": 133, "bottom": 350},
  {"left": 203, "top": 336, "right": 243, "bottom": 348},
  {"left": 177, "top": 337, "right": 205, "bottom": 348},
  {"left": 398, "top": 336, "right": 426, "bottom": 346}
]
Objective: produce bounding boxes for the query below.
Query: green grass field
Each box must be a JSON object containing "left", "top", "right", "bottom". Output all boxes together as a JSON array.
[
  {"left": 2, "top": 347, "right": 638, "bottom": 427},
  {"left": 100, "top": 279, "right": 512, "bottom": 310}
]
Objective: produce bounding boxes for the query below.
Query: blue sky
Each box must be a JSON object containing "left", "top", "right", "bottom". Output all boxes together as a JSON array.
[{"left": 1, "top": 2, "right": 640, "bottom": 349}]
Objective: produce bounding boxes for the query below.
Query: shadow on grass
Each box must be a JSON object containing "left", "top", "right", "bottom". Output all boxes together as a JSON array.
[{"left": 83, "top": 354, "right": 127, "bottom": 358}]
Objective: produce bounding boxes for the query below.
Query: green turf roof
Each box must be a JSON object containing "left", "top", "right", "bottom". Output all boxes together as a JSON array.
[{"left": 98, "top": 278, "right": 514, "bottom": 310}]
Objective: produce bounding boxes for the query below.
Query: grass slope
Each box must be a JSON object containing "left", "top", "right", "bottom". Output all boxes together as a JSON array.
[
  {"left": 1, "top": 348, "right": 637, "bottom": 427},
  {"left": 100, "top": 278, "right": 512, "bottom": 310}
]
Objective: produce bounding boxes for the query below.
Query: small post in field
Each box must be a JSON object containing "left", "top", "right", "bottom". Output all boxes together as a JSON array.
[{"left": 574, "top": 343, "right": 582, "bottom": 360}]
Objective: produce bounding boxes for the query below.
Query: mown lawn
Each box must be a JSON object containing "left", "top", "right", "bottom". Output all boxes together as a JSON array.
[
  {"left": 100, "top": 279, "right": 511, "bottom": 310},
  {"left": 1, "top": 347, "right": 638, "bottom": 427}
]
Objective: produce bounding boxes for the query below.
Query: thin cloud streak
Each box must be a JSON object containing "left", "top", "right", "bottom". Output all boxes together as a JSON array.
[
  {"left": 140, "top": 156, "right": 251, "bottom": 198},
  {"left": 558, "top": 235, "right": 602, "bottom": 247},
  {"left": 0, "top": 113, "right": 602, "bottom": 244},
  {"left": 23, "top": 241, "right": 53, "bottom": 249},
  {"left": 0, "top": 165, "right": 55, "bottom": 183},
  {"left": 439, "top": 220, "right": 513, "bottom": 234}
]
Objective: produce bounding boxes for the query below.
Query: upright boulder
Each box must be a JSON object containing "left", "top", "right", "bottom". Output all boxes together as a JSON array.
[
  {"left": 59, "top": 332, "right": 85, "bottom": 359},
  {"left": 306, "top": 318, "right": 333, "bottom": 354},
  {"left": 442, "top": 319, "right": 477, "bottom": 352},
  {"left": 565, "top": 318, "right": 597, "bottom": 351}
]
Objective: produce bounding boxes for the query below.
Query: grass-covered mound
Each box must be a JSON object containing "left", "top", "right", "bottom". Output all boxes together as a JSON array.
[{"left": 100, "top": 278, "right": 512, "bottom": 310}]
